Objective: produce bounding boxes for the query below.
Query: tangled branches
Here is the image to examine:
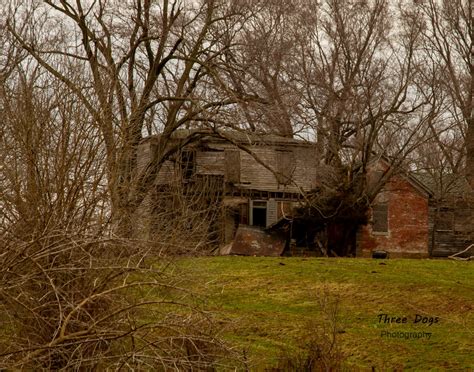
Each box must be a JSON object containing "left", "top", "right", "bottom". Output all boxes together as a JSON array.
[{"left": 0, "top": 232, "right": 233, "bottom": 370}]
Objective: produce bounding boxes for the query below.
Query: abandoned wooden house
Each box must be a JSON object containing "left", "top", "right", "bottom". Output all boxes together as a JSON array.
[
  {"left": 137, "top": 130, "right": 474, "bottom": 258},
  {"left": 136, "top": 129, "right": 319, "bottom": 249},
  {"left": 419, "top": 175, "right": 474, "bottom": 258}
]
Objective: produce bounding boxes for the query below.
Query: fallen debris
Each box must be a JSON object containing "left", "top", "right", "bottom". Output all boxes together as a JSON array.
[
  {"left": 448, "top": 244, "right": 474, "bottom": 261},
  {"left": 226, "top": 225, "right": 286, "bottom": 256},
  {"left": 219, "top": 242, "right": 233, "bottom": 256}
]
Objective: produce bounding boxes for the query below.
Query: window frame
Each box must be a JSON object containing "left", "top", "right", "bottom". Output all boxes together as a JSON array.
[
  {"left": 275, "top": 149, "right": 296, "bottom": 186},
  {"left": 249, "top": 200, "right": 267, "bottom": 227},
  {"left": 180, "top": 149, "right": 196, "bottom": 181},
  {"left": 372, "top": 203, "right": 389, "bottom": 234},
  {"left": 224, "top": 149, "right": 241, "bottom": 184}
]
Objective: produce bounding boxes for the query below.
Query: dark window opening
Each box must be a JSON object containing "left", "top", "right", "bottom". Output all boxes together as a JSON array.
[
  {"left": 251, "top": 200, "right": 267, "bottom": 227},
  {"left": 252, "top": 207, "right": 267, "bottom": 227},
  {"left": 372, "top": 203, "right": 388, "bottom": 233},
  {"left": 180, "top": 150, "right": 195, "bottom": 180}
]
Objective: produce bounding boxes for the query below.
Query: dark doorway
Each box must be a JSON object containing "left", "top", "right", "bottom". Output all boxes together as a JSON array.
[{"left": 252, "top": 201, "right": 267, "bottom": 227}]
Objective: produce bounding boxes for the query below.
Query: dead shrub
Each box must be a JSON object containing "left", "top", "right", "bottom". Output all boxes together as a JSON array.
[
  {"left": 0, "top": 232, "right": 237, "bottom": 370},
  {"left": 144, "top": 174, "right": 224, "bottom": 256},
  {"left": 272, "top": 290, "right": 347, "bottom": 371}
]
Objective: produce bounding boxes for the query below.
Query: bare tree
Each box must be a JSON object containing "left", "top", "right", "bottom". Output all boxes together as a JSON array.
[
  {"left": 294, "top": 1, "right": 428, "bottom": 172},
  {"left": 231, "top": 0, "right": 434, "bottom": 192},
  {"left": 0, "top": 56, "right": 238, "bottom": 372},
  {"left": 7, "top": 0, "right": 255, "bottom": 236},
  {"left": 1, "top": 4, "right": 243, "bottom": 368},
  {"left": 0, "top": 233, "right": 234, "bottom": 369},
  {"left": 222, "top": 0, "right": 305, "bottom": 138},
  {"left": 0, "top": 63, "right": 108, "bottom": 239},
  {"left": 240, "top": 0, "right": 437, "bottom": 256},
  {"left": 410, "top": 0, "right": 474, "bottom": 190},
  {"left": 0, "top": 4, "right": 25, "bottom": 84}
]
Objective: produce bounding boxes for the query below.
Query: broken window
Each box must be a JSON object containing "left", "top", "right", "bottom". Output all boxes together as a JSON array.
[
  {"left": 372, "top": 203, "right": 388, "bottom": 233},
  {"left": 276, "top": 150, "right": 296, "bottom": 185},
  {"left": 224, "top": 149, "right": 240, "bottom": 183},
  {"left": 180, "top": 149, "right": 195, "bottom": 180}
]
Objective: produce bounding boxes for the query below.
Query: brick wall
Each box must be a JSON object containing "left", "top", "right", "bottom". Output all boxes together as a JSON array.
[{"left": 357, "top": 176, "right": 430, "bottom": 258}]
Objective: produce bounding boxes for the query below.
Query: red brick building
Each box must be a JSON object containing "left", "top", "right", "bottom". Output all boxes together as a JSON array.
[{"left": 356, "top": 167, "right": 433, "bottom": 258}]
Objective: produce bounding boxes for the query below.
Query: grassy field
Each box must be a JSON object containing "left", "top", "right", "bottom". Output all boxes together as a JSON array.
[{"left": 174, "top": 257, "right": 473, "bottom": 370}]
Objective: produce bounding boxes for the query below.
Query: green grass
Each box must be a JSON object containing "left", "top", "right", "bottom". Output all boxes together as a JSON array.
[{"left": 173, "top": 257, "right": 474, "bottom": 370}]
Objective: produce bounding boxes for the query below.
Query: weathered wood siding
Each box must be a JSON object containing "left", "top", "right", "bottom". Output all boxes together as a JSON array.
[
  {"left": 197, "top": 142, "right": 318, "bottom": 193},
  {"left": 134, "top": 142, "right": 153, "bottom": 238},
  {"left": 138, "top": 137, "right": 318, "bottom": 244},
  {"left": 139, "top": 139, "right": 319, "bottom": 193},
  {"left": 240, "top": 148, "right": 277, "bottom": 189},
  {"left": 429, "top": 199, "right": 474, "bottom": 257},
  {"left": 292, "top": 146, "right": 319, "bottom": 191},
  {"left": 137, "top": 141, "right": 151, "bottom": 173},
  {"left": 196, "top": 150, "right": 225, "bottom": 175},
  {"left": 138, "top": 141, "right": 177, "bottom": 184},
  {"left": 224, "top": 149, "right": 240, "bottom": 183}
]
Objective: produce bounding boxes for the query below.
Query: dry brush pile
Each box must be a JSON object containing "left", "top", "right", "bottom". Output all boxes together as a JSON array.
[
  {"left": 0, "top": 232, "right": 236, "bottom": 370},
  {"left": 0, "top": 30, "right": 236, "bottom": 368}
]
